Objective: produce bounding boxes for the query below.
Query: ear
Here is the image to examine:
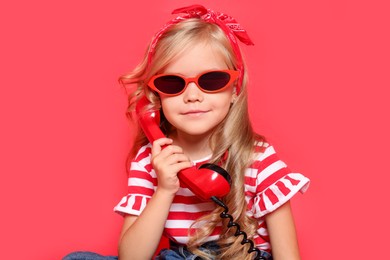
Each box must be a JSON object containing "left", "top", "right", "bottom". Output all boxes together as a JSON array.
[{"left": 231, "top": 92, "right": 238, "bottom": 104}]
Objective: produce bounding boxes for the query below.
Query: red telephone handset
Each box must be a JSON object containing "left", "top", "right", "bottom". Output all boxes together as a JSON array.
[{"left": 135, "top": 96, "right": 231, "bottom": 200}]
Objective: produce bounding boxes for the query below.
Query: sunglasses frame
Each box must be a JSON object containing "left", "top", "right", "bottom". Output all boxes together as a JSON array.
[{"left": 148, "top": 69, "right": 239, "bottom": 96}]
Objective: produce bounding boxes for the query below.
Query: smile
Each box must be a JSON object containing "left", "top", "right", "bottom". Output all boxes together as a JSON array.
[{"left": 181, "top": 110, "right": 209, "bottom": 116}]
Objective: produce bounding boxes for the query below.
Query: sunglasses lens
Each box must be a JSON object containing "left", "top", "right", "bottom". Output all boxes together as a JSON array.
[
  {"left": 199, "top": 71, "right": 231, "bottom": 91},
  {"left": 153, "top": 75, "right": 185, "bottom": 95}
]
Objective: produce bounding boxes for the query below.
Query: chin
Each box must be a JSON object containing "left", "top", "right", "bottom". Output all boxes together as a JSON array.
[{"left": 179, "top": 127, "right": 214, "bottom": 137}]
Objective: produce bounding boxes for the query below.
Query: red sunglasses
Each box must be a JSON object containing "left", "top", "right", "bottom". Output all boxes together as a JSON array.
[{"left": 148, "top": 70, "right": 239, "bottom": 96}]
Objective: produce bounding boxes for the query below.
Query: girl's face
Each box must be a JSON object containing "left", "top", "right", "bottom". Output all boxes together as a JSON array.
[{"left": 160, "top": 42, "right": 236, "bottom": 139}]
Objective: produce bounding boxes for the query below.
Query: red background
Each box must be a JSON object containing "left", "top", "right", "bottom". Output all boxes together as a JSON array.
[{"left": 1, "top": 0, "right": 389, "bottom": 259}]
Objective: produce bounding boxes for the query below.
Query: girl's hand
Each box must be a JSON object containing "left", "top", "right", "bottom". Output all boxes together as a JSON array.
[{"left": 151, "top": 138, "right": 193, "bottom": 195}]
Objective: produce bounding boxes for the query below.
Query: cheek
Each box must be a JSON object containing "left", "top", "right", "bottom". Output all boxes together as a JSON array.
[
  {"left": 210, "top": 98, "right": 233, "bottom": 122},
  {"left": 215, "top": 94, "right": 234, "bottom": 111},
  {"left": 160, "top": 98, "right": 177, "bottom": 120}
]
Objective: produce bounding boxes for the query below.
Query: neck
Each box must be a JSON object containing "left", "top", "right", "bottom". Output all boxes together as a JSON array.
[{"left": 169, "top": 130, "right": 212, "bottom": 161}]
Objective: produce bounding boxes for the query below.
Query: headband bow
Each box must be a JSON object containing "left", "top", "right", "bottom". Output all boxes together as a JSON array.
[
  {"left": 172, "top": 5, "right": 254, "bottom": 46},
  {"left": 148, "top": 5, "right": 254, "bottom": 94}
]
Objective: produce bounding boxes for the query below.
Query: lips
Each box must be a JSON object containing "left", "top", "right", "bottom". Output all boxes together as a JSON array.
[{"left": 181, "top": 110, "right": 209, "bottom": 116}]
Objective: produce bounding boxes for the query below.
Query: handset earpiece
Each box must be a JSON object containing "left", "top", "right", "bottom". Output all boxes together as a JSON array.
[{"left": 135, "top": 96, "right": 165, "bottom": 142}]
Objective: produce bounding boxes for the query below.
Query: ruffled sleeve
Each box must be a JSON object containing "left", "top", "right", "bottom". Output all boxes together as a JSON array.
[
  {"left": 246, "top": 143, "right": 310, "bottom": 218},
  {"left": 114, "top": 144, "right": 157, "bottom": 216}
]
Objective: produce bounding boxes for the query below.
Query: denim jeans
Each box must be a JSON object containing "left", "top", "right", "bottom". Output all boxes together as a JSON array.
[
  {"left": 62, "top": 242, "right": 272, "bottom": 260},
  {"left": 155, "top": 241, "right": 273, "bottom": 260},
  {"left": 62, "top": 252, "right": 118, "bottom": 260},
  {"left": 155, "top": 241, "right": 219, "bottom": 260}
]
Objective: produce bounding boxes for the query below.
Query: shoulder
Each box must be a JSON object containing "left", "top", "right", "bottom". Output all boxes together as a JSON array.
[
  {"left": 252, "top": 140, "right": 275, "bottom": 163},
  {"left": 130, "top": 143, "right": 153, "bottom": 173},
  {"left": 246, "top": 141, "right": 292, "bottom": 186},
  {"left": 133, "top": 143, "right": 153, "bottom": 163}
]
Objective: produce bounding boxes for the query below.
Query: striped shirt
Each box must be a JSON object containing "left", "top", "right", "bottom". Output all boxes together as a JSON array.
[{"left": 114, "top": 142, "right": 310, "bottom": 252}]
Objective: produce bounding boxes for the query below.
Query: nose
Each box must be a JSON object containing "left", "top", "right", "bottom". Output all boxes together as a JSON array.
[{"left": 183, "top": 81, "right": 203, "bottom": 103}]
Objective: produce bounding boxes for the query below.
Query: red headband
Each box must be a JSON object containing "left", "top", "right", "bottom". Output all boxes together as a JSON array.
[{"left": 147, "top": 5, "right": 254, "bottom": 94}]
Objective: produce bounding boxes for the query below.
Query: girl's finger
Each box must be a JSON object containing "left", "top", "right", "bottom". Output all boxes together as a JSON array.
[
  {"left": 160, "top": 153, "right": 191, "bottom": 166},
  {"left": 151, "top": 138, "right": 173, "bottom": 154},
  {"left": 170, "top": 161, "right": 194, "bottom": 173}
]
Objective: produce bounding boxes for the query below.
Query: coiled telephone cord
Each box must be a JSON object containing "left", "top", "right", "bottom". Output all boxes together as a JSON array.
[{"left": 210, "top": 196, "right": 265, "bottom": 260}]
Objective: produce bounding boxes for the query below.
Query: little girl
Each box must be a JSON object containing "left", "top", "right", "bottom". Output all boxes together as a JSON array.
[
  {"left": 114, "top": 5, "right": 310, "bottom": 260},
  {"left": 64, "top": 4, "right": 310, "bottom": 260}
]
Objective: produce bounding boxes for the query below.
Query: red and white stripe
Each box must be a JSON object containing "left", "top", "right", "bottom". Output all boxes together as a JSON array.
[{"left": 114, "top": 142, "right": 310, "bottom": 251}]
